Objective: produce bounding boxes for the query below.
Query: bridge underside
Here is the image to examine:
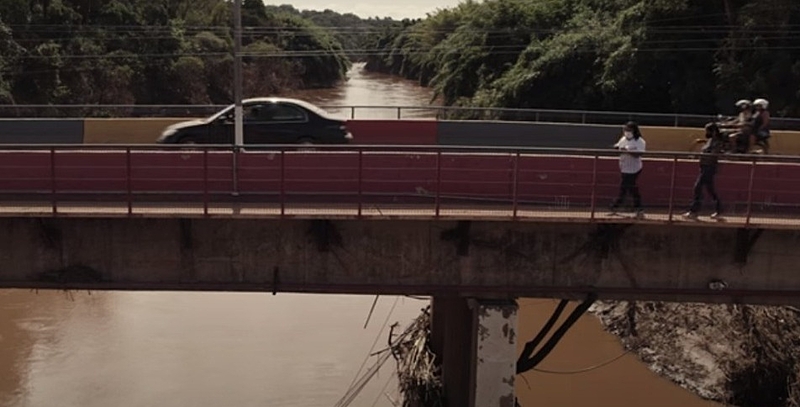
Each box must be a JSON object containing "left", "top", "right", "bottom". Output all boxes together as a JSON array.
[{"left": 1, "top": 217, "right": 798, "bottom": 306}]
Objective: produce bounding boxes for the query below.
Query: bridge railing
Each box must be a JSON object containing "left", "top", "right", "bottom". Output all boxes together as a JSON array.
[
  {"left": 2, "top": 104, "right": 800, "bottom": 130},
  {"left": 0, "top": 144, "right": 798, "bottom": 227}
]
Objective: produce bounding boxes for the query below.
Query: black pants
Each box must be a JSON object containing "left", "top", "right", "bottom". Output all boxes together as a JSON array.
[
  {"left": 611, "top": 170, "right": 642, "bottom": 210},
  {"left": 689, "top": 165, "right": 721, "bottom": 213}
]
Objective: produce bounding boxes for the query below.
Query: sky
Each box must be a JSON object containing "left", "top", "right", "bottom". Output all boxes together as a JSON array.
[{"left": 261, "top": 0, "right": 465, "bottom": 20}]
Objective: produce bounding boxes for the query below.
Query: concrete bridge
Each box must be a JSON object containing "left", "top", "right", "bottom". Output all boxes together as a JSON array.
[{"left": 2, "top": 144, "right": 800, "bottom": 407}]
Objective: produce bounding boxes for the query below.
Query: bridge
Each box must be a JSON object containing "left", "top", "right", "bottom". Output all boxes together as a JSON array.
[{"left": 2, "top": 143, "right": 800, "bottom": 407}]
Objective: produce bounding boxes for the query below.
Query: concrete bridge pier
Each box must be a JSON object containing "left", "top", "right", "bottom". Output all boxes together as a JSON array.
[{"left": 431, "top": 296, "right": 518, "bottom": 407}]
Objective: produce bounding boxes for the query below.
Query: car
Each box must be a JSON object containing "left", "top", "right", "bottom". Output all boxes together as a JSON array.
[{"left": 156, "top": 97, "right": 353, "bottom": 145}]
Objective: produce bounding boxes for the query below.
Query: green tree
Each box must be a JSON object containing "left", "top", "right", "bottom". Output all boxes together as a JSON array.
[
  {"left": 0, "top": 0, "right": 354, "bottom": 109},
  {"left": 365, "top": 0, "right": 800, "bottom": 116}
]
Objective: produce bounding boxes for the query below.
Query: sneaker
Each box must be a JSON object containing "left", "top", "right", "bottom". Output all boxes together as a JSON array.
[
  {"left": 710, "top": 212, "right": 722, "bottom": 220},
  {"left": 634, "top": 210, "right": 645, "bottom": 219},
  {"left": 682, "top": 211, "right": 698, "bottom": 219}
]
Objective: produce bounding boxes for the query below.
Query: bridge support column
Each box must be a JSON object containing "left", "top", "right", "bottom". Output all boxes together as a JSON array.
[{"left": 431, "top": 296, "right": 518, "bottom": 407}]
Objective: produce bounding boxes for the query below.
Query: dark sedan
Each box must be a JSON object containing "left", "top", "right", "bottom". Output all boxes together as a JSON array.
[{"left": 156, "top": 98, "right": 353, "bottom": 145}]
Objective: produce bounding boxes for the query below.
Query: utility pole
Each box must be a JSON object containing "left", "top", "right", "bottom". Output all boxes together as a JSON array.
[{"left": 233, "top": 0, "right": 243, "bottom": 147}]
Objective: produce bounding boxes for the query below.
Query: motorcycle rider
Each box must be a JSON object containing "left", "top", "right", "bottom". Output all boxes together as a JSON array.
[
  {"left": 720, "top": 99, "right": 755, "bottom": 153},
  {"left": 751, "top": 98, "right": 771, "bottom": 153}
]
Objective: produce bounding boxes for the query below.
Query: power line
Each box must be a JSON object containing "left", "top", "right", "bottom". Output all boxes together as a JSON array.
[
  {"left": 339, "top": 296, "right": 400, "bottom": 405},
  {"left": 527, "top": 350, "right": 631, "bottom": 375},
  {"left": 7, "top": 24, "right": 800, "bottom": 36},
  {"left": 2, "top": 42, "right": 800, "bottom": 64}
]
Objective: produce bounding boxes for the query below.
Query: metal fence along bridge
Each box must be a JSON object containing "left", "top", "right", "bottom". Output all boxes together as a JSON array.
[{"left": 0, "top": 144, "right": 797, "bottom": 230}]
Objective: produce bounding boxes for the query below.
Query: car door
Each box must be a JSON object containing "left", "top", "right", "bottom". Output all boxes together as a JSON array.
[
  {"left": 208, "top": 109, "right": 234, "bottom": 144},
  {"left": 243, "top": 103, "right": 273, "bottom": 145},
  {"left": 252, "top": 103, "right": 308, "bottom": 144}
]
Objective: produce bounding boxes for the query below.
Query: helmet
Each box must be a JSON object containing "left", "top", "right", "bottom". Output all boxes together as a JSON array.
[
  {"left": 754, "top": 98, "right": 769, "bottom": 109},
  {"left": 735, "top": 99, "right": 752, "bottom": 108}
]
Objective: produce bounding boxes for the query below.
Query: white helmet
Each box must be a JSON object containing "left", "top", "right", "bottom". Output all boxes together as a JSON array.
[
  {"left": 754, "top": 98, "right": 769, "bottom": 109},
  {"left": 735, "top": 99, "right": 752, "bottom": 108}
]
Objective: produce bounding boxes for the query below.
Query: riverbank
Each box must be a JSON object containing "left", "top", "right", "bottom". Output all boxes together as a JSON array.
[
  {"left": 515, "top": 299, "right": 723, "bottom": 407},
  {"left": 592, "top": 301, "right": 800, "bottom": 407}
]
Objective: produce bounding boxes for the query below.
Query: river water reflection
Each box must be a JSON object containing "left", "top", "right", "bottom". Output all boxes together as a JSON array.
[{"left": 0, "top": 64, "right": 721, "bottom": 407}]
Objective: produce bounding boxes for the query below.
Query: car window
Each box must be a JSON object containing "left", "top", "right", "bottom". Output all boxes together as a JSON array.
[
  {"left": 270, "top": 104, "right": 307, "bottom": 122},
  {"left": 244, "top": 104, "right": 271, "bottom": 122}
]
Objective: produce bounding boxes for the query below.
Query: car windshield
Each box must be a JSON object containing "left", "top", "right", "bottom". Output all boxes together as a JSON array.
[{"left": 207, "top": 104, "right": 234, "bottom": 122}]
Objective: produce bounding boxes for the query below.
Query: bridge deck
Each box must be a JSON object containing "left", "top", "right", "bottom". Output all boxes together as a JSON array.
[{"left": 2, "top": 201, "right": 798, "bottom": 230}]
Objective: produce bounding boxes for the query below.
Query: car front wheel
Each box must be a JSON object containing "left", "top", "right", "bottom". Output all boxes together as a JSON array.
[{"left": 297, "top": 137, "right": 316, "bottom": 152}]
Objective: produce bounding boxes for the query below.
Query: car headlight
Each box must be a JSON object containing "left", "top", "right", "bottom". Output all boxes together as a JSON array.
[{"left": 161, "top": 128, "right": 177, "bottom": 138}]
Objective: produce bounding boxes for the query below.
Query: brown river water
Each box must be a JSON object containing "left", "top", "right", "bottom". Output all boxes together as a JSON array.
[{"left": 0, "top": 64, "right": 722, "bottom": 407}]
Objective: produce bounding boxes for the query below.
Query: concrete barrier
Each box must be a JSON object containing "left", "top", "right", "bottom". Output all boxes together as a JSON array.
[
  {"left": 3, "top": 117, "right": 800, "bottom": 155},
  {"left": 345, "top": 119, "right": 438, "bottom": 144},
  {"left": 83, "top": 118, "right": 189, "bottom": 144},
  {"left": 640, "top": 126, "right": 800, "bottom": 153},
  {"left": 0, "top": 119, "right": 84, "bottom": 144},
  {"left": 437, "top": 121, "right": 621, "bottom": 148}
]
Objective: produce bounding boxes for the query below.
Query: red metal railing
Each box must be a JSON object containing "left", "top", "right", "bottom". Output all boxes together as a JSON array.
[{"left": 0, "top": 144, "right": 798, "bottom": 227}]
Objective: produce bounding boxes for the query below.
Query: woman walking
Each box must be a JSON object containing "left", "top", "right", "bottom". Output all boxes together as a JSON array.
[
  {"left": 684, "top": 123, "right": 725, "bottom": 219},
  {"left": 609, "top": 121, "right": 646, "bottom": 218}
]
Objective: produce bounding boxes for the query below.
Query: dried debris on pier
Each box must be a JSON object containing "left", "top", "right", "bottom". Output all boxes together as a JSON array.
[{"left": 390, "top": 306, "right": 445, "bottom": 407}]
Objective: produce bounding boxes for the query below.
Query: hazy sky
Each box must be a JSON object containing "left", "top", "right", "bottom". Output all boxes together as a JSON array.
[{"left": 262, "top": 0, "right": 465, "bottom": 20}]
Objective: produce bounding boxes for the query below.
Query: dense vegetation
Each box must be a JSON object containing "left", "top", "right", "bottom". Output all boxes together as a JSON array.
[
  {"left": 263, "top": 4, "right": 397, "bottom": 62},
  {"left": 0, "top": 0, "right": 359, "bottom": 105},
  {"left": 364, "top": 0, "right": 800, "bottom": 116}
]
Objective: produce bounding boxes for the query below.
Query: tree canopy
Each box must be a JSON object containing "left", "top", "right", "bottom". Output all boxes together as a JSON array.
[
  {"left": 364, "top": 0, "right": 800, "bottom": 117},
  {"left": 264, "top": 4, "right": 397, "bottom": 62},
  {"left": 0, "top": 0, "right": 359, "bottom": 105}
]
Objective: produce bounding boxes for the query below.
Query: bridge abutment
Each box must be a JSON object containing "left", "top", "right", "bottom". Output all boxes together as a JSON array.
[{"left": 432, "top": 296, "right": 518, "bottom": 407}]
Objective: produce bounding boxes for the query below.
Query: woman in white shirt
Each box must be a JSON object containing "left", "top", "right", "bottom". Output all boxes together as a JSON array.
[{"left": 609, "top": 121, "right": 646, "bottom": 218}]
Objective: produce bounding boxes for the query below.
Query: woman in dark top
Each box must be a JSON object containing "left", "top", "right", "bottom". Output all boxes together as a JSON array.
[{"left": 684, "top": 123, "right": 725, "bottom": 219}]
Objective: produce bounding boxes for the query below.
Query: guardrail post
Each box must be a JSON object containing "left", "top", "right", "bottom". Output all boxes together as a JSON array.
[
  {"left": 232, "top": 145, "right": 239, "bottom": 196},
  {"left": 397, "top": 107, "right": 401, "bottom": 120},
  {"left": 203, "top": 149, "right": 209, "bottom": 216},
  {"left": 50, "top": 147, "right": 57, "bottom": 215},
  {"left": 435, "top": 151, "right": 442, "bottom": 218},
  {"left": 581, "top": 112, "right": 586, "bottom": 124},
  {"left": 512, "top": 151, "right": 520, "bottom": 219},
  {"left": 674, "top": 115, "right": 679, "bottom": 127},
  {"left": 280, "top": 149, "right": 286, "bottom": 216},
  {"left": 126, "top": 147, "right": 132, "bottom": 215},
  {"left": 667, "top": 156, "right": 678, "bottom": 221},
  {"left": 745, "top": 159, "right": 757, "bottom": 226},
  {"left": 350, "top": 106, "right": 355, "bottom": 119},
  {"left": 357, "top": 149, "right": 363, "bottom": 218},
  {"left": 590, "top": 155, "right": 598, "bottom": 220}
]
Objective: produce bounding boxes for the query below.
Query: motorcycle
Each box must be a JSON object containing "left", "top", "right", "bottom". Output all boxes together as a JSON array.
[{"left": 714, "top": 115, "right": 770, "bottom": 154}]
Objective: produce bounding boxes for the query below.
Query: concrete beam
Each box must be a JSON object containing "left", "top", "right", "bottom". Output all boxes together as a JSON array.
[{"left": 1, "top": 218, "right": 800, "bottom": 305}]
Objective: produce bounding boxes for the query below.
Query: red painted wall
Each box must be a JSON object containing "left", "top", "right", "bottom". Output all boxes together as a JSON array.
[{"left": 346, "top": 120, "right": 438, "bottom": 145}]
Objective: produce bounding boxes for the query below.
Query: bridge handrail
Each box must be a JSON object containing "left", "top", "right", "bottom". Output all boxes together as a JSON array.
[
  {"left": 3, "top": 143, "right": 800, "bottom": 163},
  {"left": 2, "top": 104, "right": 800, "bottom": 128}
]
